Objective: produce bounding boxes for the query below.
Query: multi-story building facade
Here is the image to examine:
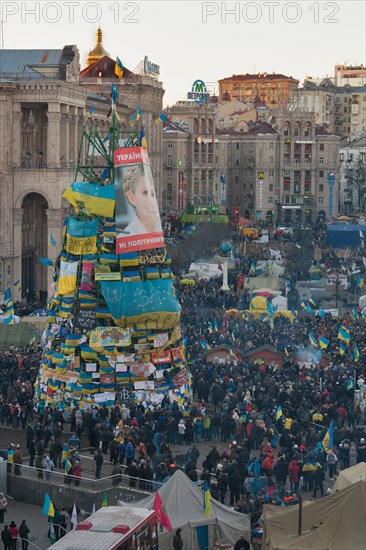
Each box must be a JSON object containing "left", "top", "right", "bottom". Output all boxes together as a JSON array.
[
  {"left": 163, "top": 100, "right": 220, "bottom": 210},
  {"left": 162, "top": 98, "right": 341, "bottom": 225},
  {"left": 218, "top": 73, "right": 299, "bottom": 108},
  {"left": 290, "top": 64, "right": 366, "bottom": 139},
  {"left": 270, "top": 111, "right": 340, "bottom": 224},
  {"left": 339, "top": 132, "right": 366, "bottom": 214},
  {"left": 0, "top": 29, "right": 164, "bottom": 297}
]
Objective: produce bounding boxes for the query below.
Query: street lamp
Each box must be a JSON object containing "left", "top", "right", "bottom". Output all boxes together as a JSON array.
[{"left": 328, "top": 172, "right": 335, "bottom": 218}]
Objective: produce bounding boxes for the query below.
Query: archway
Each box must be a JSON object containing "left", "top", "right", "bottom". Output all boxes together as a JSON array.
[
  {"left": 266, "top": 210, "right": 273, "bottom": 223},
  {"left": 21, "top": 193, "right": 48, "bottom": 298},
  {"left": 317, "top": 210, "right": 326, "bottom": 221}
]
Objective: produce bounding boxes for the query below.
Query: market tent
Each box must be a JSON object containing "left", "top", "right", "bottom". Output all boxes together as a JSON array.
[
  {"left": 185, "top": 262, "right": 222, "bottom": 280},
  {"left": 119, "top": 469, "right": 250, "bottom": 550},
  {"left": 243, "top": 274, "right": 282, "bottom": 291},
  {"left": 332, "top": 461, "right": 366, "bottom": 491},
  {"left": 262, "top": 479, "right": 366, "bottom": 550}
]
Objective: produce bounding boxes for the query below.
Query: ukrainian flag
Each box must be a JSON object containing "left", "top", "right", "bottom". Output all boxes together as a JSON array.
[
  {"left": 63, "top": 182, "right": 115, "bottom": 218},
  {"left": 338, "top": 327, "right": 351, "bottom": 342},
  {"left": 319, "top": 336, "right": 330, "bottom": 349},
  {"left": 114, "top": 56, "right": 124, "bottom": 79},
  {"left": 64, "top": 457, "right": 72, "bottom": 474},
  {"left": 199, "top": 339, "right": 210, "bottom": 350},
  {"left": 309, "top": 332, "right": 318, "bottom": 347},
  {"left": 65, "top": 334, "right": 80, "bottom": 347},
  {"left": 139, "top": 127, "right": 148, "bottom": 149},
  {"left": 80, "top": 345, "right": 98, "bottom": 360},
  {"left": 58, "top": 261, "right": 78, "bottom": 295},
  {"left": 276, "top": 405, "right": 283, "bottom": 420},
  {"left": 65, "top": 217, "right": 99, "bottom": 256},
  {"left": 42, "top": 493, "right": 55, "bottom": 517},
  {"left": 339, "top": 341, "right": 347, "bottom": 355},
  {"left": 322, "top": 421, "right": 334, "bottom": 454},
  {"left": 346, "top": 376, "right": 354, "bottom": 390},
  {"left": 119, "top": 252, "right": 140, "bottom": 266},
  {"left": 353, "top": 344, "right": 360, "bottom": 362},
  {"left": 357, "top": 275, "right": 364, "bottom": 288},
  {"left": 155, "top": 113, "right": 167, "bottom": 123}
]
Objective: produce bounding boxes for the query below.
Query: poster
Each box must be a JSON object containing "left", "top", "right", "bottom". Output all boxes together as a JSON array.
[
  {"left": 114, "top": 147, "right": 165, "bottom": 253},
  {"left": 89, "top": 327, "right": 131, "bottom": 348},
  {"left": 154, "top": 333, "right": 169, "bottom": 348}
]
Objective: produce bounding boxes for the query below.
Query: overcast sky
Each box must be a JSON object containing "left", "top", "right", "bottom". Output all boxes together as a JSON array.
[{"left": 1, "top": 1, "right": 365, "bottom": 106}]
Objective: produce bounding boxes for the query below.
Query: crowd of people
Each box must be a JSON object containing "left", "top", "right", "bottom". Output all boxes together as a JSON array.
[{"left": 1, "top": 226, "right": 366, "bottom": 548}]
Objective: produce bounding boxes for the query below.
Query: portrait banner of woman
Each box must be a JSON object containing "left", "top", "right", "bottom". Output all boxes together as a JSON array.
[{"left": 114, "top": 147, "right": 165, "bottom": 253}]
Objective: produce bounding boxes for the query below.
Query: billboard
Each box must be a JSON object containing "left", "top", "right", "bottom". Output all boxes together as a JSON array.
[{"left": 114, "top": 147, "right": 165, "bottom": 253}]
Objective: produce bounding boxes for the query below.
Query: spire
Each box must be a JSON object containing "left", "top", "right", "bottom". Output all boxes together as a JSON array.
[{"left": 86, "top": 26, "right": 111, "bottom": 66}]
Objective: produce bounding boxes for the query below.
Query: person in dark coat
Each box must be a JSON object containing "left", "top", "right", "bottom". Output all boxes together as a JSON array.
[
  {"left": 173, "top": 528, "right": 183, "bottom": 550},
  {"left": 18, "top": 520, "right": 30, "bottom": 550},
  {"left": 1, "top": 525, "right": 13, "bottom": 550}
]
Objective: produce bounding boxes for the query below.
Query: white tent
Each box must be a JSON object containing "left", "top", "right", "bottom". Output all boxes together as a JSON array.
[
  {"left": 332, "top": 461, "right": 366, "bottom": 491},
  {"left": 262, "top": 479, "right": 366, "bottom": 550},
  {"left": 120, "top": 469, "right": 250, "bottom": 550},
  {"left": 185, "top": 262, "right": 223, "bottom": 280}
]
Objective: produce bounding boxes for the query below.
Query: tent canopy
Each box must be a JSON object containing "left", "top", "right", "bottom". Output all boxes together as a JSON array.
[
  {"left": 262, "top": 479, "right": 366, "bottom": 550},
  {"left": 333, "top": 461, "right": 366, "bottom": 491},
  {"left": 120, "top": 469, "right": 249, "bottom": 550}
]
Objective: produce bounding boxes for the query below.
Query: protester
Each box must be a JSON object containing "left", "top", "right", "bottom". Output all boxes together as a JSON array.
[
  {"left": 18, "top": 520, "right": 30, "bottom": 550},
  {"left": 0, "top": 493, "right": 7, "bottom": 524}
]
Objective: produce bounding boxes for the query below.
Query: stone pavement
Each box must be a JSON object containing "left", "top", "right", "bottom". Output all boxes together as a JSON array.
[{"left": 1, "top": 500, "right": 51, "bottom": 550}]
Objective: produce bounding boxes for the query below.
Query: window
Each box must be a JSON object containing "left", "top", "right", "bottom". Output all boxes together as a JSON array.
[
  {"left": 319, "top": 184, "right": 324, "bottom": 192},
  {"left": 167, "top": 143, "right": 173, "bottom": 149},
  {"left": 319, "top": 144, "right": 324, "bottom": 151},
  {"left": 236, "top": 159, "right": 239, "bottom": 166},
  {"left": 235, "top": 176, "right": 239, "bottom": 183},
  {"left": 318, "top": 197, "right": 324, "bottom": 204},
  {"left": 236, "top": 143, "right": 240, "bottom": 150},
  {"left": 167, "top": 155, "right": 173, "bottom": 167},
  {"left": 269, "top": 184, "right": 274, "bottom": 192},
  {"left": 269, "top": 156, "right": 274, "bottom": 164},
  {"left": 168, "top": 171, "right": 172, "bottom": 178},
  {"left": 268, "top": 197, "right": 273, "bottom": 204},
  {"left": 344, "top": 107, "right": 347, "bottom": 113},
  {"left": 319, "top": 157, "right": 324, "bottom": 165},
  {"left": 270, "top": 142, "right": 274, "bottom": 149},
  {"left": 269, "top": 170, "right": 274, "bottom": 178},
  {"left": 319, "top": 170, "right": 324, "bottom": 178}
]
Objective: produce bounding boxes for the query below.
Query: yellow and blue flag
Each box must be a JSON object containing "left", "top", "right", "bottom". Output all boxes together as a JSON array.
[
  {"left": 42, "top": 492, "right": 55, "bottom": 517},
  {"left": 317, "top": 306, "right": 325, "bottom": 318},
  {"left": 139, "top": 127, "right": 148, "bottom": 149},
  {"left": 322, "top": 421, "right": 334, "bottom": 454},
  {"left": 64, "top": 457, "right": 72, "bottom": 474},
  {"left": 353, "top": 344, "right": 360, "bottom": 362},
  {"left": 346, "top": 377, "right": 354, "bottom": 391},
  {"left": 352, "top": 306, "right": 359, "bottom": 319},
  {"left": 319, "top": 336, "right": 330, "bottom": 349},
  {"left": 295, "top": 242, "right": 301, "bottom": 249},
  {"left": 339, "top": 341, "right": 347, "bottom": 355},
  {"left": 63, "top": 182, "right": 115, "bottom": 218},
  {"left": 309, "top": 332, "right": 318, "bottom": 347},
  {"left": 136, "top": 105, "right": 141, "bottom": 120},
  {"left": 114, "top": 56, "right": 124, "bottom": 79},
  {"left": 203, "top": 481, "right": 212, "bottom": 518},
  {"left": 276, "top": 405, "right": 283, "bottom": 420},
  {"left": 338, "top": 327, "right": 351, "bottom": 342},
  {"left": 65, "top": 217, "right": 99, "bottom": 255},
  {"left": 357, "top": 275, "right": 364, "bottom": 288},
  {"left": 155, "top": 113, "right": 167, "bottom": 123},
  {"left": 58, "top": 261, "right": 78, "bottom": 295}
]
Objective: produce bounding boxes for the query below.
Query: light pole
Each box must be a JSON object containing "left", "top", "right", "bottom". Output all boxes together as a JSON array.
[{"left": 328, "top": 172, "right": 335, "bottom": 218}]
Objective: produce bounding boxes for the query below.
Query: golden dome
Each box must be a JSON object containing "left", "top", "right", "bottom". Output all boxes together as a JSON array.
[{"left": 86, "top": 27, "right": 111, "bottom": 66}]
